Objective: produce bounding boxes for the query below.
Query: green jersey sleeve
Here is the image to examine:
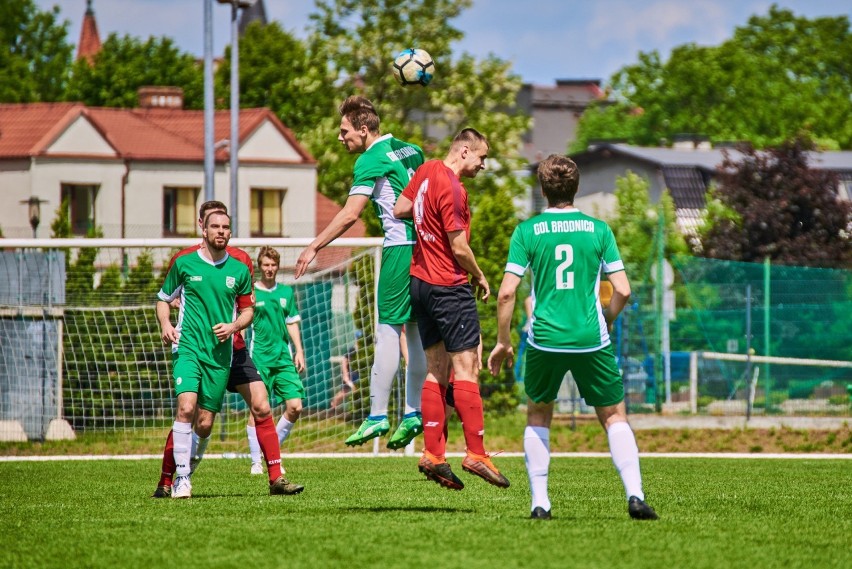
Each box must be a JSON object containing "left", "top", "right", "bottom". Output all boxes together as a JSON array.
[
  {"left": 601, "top": 225, "right": 625, "bottom": 274},
  {"left": 505, "top": 224, "right": 531, "bottom": 277},
  {"left": 157, "top": 259, "right": 183, "bottom": 302}
]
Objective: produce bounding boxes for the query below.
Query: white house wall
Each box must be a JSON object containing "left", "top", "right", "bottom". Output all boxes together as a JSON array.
[
  {"left": 46, "top": 116, "right": 116, "bottom": 157},
  {"left": 236, "top": 163, "right": 317, "bottom": 238},
  {"left": 239, "top": 121, "right": 303, "bottom": 161}
]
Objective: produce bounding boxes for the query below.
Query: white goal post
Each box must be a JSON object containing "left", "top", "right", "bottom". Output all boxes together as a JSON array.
[{"left": 0, "top": 237, "right": 418, "bottom": 454}]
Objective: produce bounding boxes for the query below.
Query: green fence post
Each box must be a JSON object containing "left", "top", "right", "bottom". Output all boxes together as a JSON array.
[{"left": 764, "top": 256, "right": 771, "bottom": 412}]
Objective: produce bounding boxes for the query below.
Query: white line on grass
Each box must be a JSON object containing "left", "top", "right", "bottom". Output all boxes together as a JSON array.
[{"left": 2, "top": 452, "right": 852, "bottom": 462}]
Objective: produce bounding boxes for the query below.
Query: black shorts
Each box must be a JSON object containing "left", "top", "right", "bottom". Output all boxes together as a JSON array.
[
  {"left": 226, "top": 348, "right": 263, "bottom": 393},
  {"left": 410, "top": 276, "right": 480, "bottom": 353}
]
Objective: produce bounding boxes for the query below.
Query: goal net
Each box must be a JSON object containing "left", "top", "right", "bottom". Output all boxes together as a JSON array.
[{"left": 0, "top": 238, "right": 414, "bottom": 454}]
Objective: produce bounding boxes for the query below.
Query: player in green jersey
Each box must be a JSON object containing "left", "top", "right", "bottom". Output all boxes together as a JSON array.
[
  {"left": 295, "top": 95, "right": 427, "bottom": 450},
  {"left": 488, "top": 154, "right": 658, "bottom": 521},
  {"left": 246, "top": 247, "right": 307, "bottom": 475}
]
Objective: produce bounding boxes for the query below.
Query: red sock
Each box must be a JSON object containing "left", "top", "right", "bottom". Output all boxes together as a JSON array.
[
  {"left": 421, "top": 381, "right": 447, "bottom": 459},
  {"left": 255, "top": 415, "right": 282, "bottom": 481},
  {"left": 452, "top": 381, "right": 486, "bottom": 456},
  {"left": 158, "top": 430, "right": 175, "bottom": 487}
]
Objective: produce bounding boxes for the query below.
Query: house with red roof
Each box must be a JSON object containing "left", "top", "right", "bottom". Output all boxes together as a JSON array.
[{"left": 0, "top": 90, "right": 364, "bottom": 243}]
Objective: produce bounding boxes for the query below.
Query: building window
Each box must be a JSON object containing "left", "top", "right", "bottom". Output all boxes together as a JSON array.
[
  {"left": 163, "top": 187, "right": 199, "bottom": 236},
  {"left": 251, "top": 189, "right": 284, "bottom": 237},
  {"left": 60, "top": 184, "right": 98, "bottom": 235}
]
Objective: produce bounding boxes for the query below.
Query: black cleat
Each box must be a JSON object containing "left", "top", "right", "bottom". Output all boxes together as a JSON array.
[
  {"left": 530, "top": 507, "right": 552, "bottom": 520},
  {"left": 270, "top": 476, "right": 305, "bottom": 495},
  {"left": 418, "top": 453, "right": 464, "bottom": 490},
  {"left": 628, "top": 496, "right": 659, "bottom": 520},
  {"left": 151, "top": 484, "right": 171, "bottom": 498}
]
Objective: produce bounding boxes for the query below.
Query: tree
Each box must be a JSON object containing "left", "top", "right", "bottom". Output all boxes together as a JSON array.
[
  {"left": 610, "top": 171, "right": 687, "bottom": 283},
  {"left": 65, "top": 34, "right": 203, "bottom": 108},
  {"left": 216, "top": 21, "right": 336, "bottom": 136},
  {"left": 700, "top": 139, "right": 852, "bottom": 268},
  {"left": 0, "top": 1, "right": 73, "bottom": 102},
  {"left": 572, "top": 6, "right": 852, "bottom": 152}
]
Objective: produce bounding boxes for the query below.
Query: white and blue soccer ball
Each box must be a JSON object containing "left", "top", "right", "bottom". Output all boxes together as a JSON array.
[{"left": 392, "top": 48, "right": 435, "bottom": 86}]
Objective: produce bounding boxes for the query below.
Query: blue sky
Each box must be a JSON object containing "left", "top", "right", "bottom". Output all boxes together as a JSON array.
[{"left": 37, "top": 0, "right": 852, "bottom": 85}]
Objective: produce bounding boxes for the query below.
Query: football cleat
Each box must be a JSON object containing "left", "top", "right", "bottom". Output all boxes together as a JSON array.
[
  {"left": 171, "top": 475, "right": 192, "bottom": 499},
  {"left": 462, "top": 452, "right": 510, "bottom": 488},
  {"left": 269, "top": 476, "right": 305, "bottom": 495},
  {"left": 387, "top": 414, "right": 423, "bottom": 449},
  {"left": 151, "top": 484, "right": 171, "bottom": 498},
  {"left": 530, "top": 506, "right": 552, "bottom": 520},
  {"left": 344, "top": 417, "right": 390, "bottom": 446},
  {"left": 418, "top": 451, "right": 464, "bottom": 491},
  {"left": 628, "top": 496, "right": 659, "bottom": 520},
  {"left": 250, "top": 462, "right": 264, "bottom": 475}
]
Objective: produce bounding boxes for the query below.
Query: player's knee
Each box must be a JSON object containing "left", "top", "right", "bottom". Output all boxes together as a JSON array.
[{"left": 251, "top": 400, "right": 272, "bottom": 419}]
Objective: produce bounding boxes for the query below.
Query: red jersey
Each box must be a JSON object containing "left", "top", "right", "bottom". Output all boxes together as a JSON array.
[
  {"left": 167, "top": 244, "right": 255, "bottom": 350},
  {"left": 401, "top": 159, "right": 471, "bottom": 287}
]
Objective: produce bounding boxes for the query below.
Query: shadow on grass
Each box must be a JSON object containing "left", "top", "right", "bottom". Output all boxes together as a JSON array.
[{"left": 343, "top": 505, "right": 476, "bottom": 514}]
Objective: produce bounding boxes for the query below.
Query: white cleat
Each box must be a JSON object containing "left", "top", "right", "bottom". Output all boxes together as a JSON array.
[
  {"left": 172, "top": 475, "right": 192, "bottom": 499},
  {"left": 250, "top": 462, "right": 264, "bottom": 475}
]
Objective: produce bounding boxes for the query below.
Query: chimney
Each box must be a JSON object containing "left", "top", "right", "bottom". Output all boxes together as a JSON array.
[
  {"left": 138, "top": 86, "right": 184, "bottom": 109},
  {"left": 77, "top": 0, "right": 102, "bottom": 64}
]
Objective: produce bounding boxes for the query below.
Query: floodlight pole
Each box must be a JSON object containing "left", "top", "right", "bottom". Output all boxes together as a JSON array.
[
  {"left": 203, "top": 0, "right": 215, "bottom": 202},
  {"left": 228, "top": 0, "right": 240, "bottom": 236}
]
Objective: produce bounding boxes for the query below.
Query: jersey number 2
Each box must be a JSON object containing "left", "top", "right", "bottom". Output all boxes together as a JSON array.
[{"left": 555, "top": 244, "right": 574, "bottom": 290}]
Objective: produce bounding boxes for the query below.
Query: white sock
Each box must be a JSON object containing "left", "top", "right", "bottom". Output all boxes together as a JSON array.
[
  {"left": 276, "top": 416, "right": 295, "bottom": 444},
  {"left": 403, "top": 322, "right": 427, "bottom": 415},
  {"left": 246, "top": 425, "right": 261, "bottom": 465},
  {"left": 172, "top": 421, "right": 192, "bottom": 477},
  {"left": 607, "top": 421, "right": 644, "bottom": 500},
  {"left": 368, "top": 323, "right": 402, "bottom": 417},
  {"left": 524, "top": 425, "right": 551, "bottom": 512},
  {"left": 193, "top": 431, "right": 210, "bottom": 461}
]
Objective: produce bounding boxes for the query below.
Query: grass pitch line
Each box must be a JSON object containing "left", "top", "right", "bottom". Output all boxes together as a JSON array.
[{"left": 2, "top": 451, "right": 852, "bottom": 462}]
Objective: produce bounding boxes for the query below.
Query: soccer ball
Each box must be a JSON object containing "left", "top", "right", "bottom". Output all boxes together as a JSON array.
[{"left": 392, "top": 48, "right": 435, "bottom": 86}]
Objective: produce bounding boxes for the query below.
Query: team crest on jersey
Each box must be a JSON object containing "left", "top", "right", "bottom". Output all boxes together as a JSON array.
[
  {"left": 225, "top": 276, "right": 236, "bottom": 289},
  {"left": 280, "top": 298, "right": 287, "bottom": 308}
]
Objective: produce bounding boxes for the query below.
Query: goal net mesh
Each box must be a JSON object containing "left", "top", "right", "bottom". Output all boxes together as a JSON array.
[{"left": 0, "top": 239, "right": 410, "bottom": 452}]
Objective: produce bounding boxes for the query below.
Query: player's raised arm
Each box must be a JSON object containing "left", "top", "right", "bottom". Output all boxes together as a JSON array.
[{"left": 295, "top": 194, "right": 370, "bottom": 279}]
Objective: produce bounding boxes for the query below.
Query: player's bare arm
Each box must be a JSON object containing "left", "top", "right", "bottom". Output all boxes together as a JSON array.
[
  {"left": 488, "top": 272, "right": 521, "bottom": 375},
  {"left": 287, "top": 321, "right": 306, "bottom": 373},
  {"left": 213, "top": 306, "right": 254, "bottom": 343},
  {"left": 156, "top": 300, "right": 179, "bottom": 345},
  {"left": 602, "top": 270, "right": 631, "bottom": 328},
  {"left": 295, "top": 194, "right": 371, "bottom": 279},
  {"left": 447, "top": 229, "right": 490, "bottom": 301},
  {"left": 393, "top": 194, "right": 413, "bottom": 219}
]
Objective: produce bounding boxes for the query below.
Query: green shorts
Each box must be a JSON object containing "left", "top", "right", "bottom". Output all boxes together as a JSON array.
[
  {"left": 377, "top": 245, "right": 414, "bottom": 325},
  {"left": 524, "top": 344, "right": 624, "bottom": 407},
  {"left": 257, "top": 359, "right": 304, "bottom": 406},
  {"left": 171, "top": 350, "right": 230, "bottom": 413}
]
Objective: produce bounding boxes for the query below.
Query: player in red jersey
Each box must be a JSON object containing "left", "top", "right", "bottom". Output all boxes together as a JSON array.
[
  {"left": 152, "top": 201, "right": 302, "bottom": 498},
  {"left": 394, "top": 128, "right": 509, "bottom": 491}
]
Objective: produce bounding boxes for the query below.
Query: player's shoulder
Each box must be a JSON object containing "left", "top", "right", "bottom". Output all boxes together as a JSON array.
[
  {"left": 223, "top": 252, "right": 252, "bottom": 274},
  {"left": 168, "top": 244, "right": 201, "bottom": 268}
]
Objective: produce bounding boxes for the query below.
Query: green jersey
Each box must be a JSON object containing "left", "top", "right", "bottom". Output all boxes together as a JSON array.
[
  {"left": 505, "top": 208, "right": 625, "bottom": 352},
  {"left": 250, "top": 282, "right": 301, "bottom": 369},
  {"left": 350, "top": 133, "right": 424, "bottom": 246},
  {"left": 157, "top": 251, "right": 253, "bottom": 367}
]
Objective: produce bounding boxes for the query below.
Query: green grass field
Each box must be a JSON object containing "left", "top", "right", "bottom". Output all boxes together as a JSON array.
[{"left": 1, "top": 456, "right": 850, "bottom": 569}]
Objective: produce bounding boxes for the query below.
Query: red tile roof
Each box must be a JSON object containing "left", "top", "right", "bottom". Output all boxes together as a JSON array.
[{"left": 0, "top": 103, "right": 315, "bottom": 164}]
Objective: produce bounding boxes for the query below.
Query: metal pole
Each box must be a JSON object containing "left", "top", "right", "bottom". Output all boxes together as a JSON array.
[
  {"left": 745, "top": 284, "right": 753, "bottom": 420},
  {"left": 229, "top": 1, "right": 240, "bottom": 236},
  {"left": 655, "top": 206, "right": 664, "bottom": 411},
  {"left": 203, "top": 0, "right": 215, "bottom": 201},
  {"left": 764, "top": 256, "right": 771, "bottom": 411}
]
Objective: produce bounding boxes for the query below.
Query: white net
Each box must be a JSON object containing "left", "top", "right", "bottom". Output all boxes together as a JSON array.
[{"left": 0, "top": 238, "right": 413, "bottom": 453}]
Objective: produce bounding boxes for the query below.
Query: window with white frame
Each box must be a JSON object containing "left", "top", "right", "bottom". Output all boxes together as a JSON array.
[
  {"left": 250, "top": 188, "right": 284, "bottom": 237},
  {"left": 163, "top": 186, "right": 199, "bottom": 236},
  {"left": 60, "top": 183, "right": 98, "bottom": 235}
]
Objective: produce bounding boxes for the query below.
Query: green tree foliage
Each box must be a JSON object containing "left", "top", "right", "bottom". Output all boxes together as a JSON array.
[
  {"left": 611, "top": 171, "right": 687, "bottom": 282},
  {"left": 0, "top": 1, "right": 73, "bottom": 102},
  {"left": 216, "top": 21, "right": 336, "bottom": 136},
  {"left": 573, "top": 6, "right": 852, "bottom": 152},
  {"left": 700, "top": 139, "right": 852, "bottom": 268},
  {"left": 65, "top": 34, "right": 203, "bottom": 108}
]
